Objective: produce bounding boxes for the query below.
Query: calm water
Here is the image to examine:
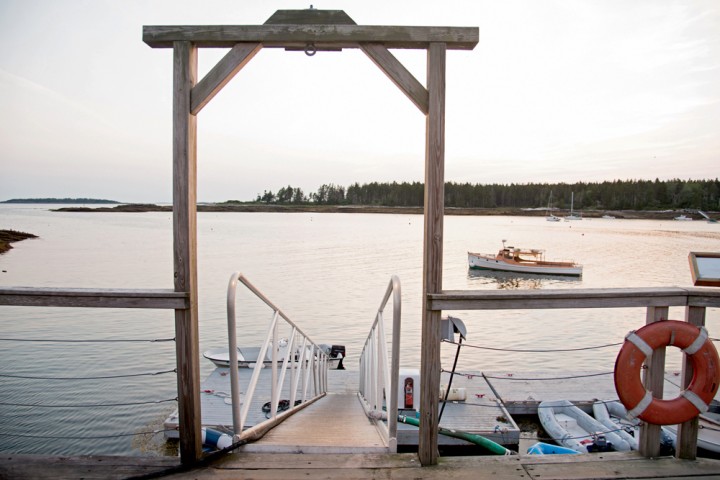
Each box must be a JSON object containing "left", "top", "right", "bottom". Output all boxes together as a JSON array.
[{"left": 1, "top": 204, "right": 719, "bottom": 455}]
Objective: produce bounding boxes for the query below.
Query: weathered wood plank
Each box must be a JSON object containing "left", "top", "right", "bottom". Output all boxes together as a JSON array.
[
  {"left": 264, "top": 9, "right": 357, "bottom": 26},
  {"left": 419, "top": 41, "right": 446, "bottom": 467},
  {"left": 676, "top": 306, "right": 704, "bottom": 459},
  {"left": 143, "top": 25, "right": 479, "bottom": 50},
  {"left": 0, "top": 454, "right": 181, "bottom": 480},
  {"left": 523, "top": 453, "right": 720, "bottom": 479},
  {"left": 240, "top": 393, "right": 388, "bottom": 453},
  {"left": 639, "top": 306, "right": 668, "bottom": 457},
  {"left": 428, "top": 287, "right": 705, "bottom": 311},
  {"left": 0, "top": 287, "right": 188, "bottom": 309},
  {"left": 5, "top": 451, "right": 720, "bottom": 479},
  {"left": 360, "top": 43, "right": 428, "bottom": 114},
  {"left": 190, "top": 43, "right": 262, "bottom": 115},
  {"left": 173, "top": 40, "right": 202, "bottom": 464}
]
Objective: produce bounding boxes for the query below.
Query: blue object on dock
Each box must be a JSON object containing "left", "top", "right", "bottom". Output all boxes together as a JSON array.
[
  {"left": 202, "top": 427, "right": 233, "bottom": 450},
  {"left": 527, "top": 442, "right": 581, "bottom": 455}
]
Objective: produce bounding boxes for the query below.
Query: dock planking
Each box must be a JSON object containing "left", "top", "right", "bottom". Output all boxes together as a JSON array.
[
  {"left": 5, "top": 451, "right": 720, "bottom": 479},
  {"left": 169, "top": 366, "right": 519, "bottom": 450}
]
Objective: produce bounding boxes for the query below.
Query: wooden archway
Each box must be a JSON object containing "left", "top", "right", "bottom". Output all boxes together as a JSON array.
[{"left": 143, "top": 9, "right": 478, "bottom": 465}]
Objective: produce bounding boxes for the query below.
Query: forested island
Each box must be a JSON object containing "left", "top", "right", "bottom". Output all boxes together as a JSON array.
[
  {"left": 1, "top": 198, "right": 119, "bottom": 204},
  {"left": 53, "top": 179, "right": 720, "bottom": 221},
  {"left": 249, "top": 178, "right": 720, "bottom": 211}
]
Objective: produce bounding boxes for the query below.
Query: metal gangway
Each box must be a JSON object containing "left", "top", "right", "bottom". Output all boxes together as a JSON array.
[{"left": 216, "top": 273, "right": 401, "bottom": 454}]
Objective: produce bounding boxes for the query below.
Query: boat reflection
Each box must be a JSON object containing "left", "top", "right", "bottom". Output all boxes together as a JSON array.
[{"left": 467, "top": 268, "right": 582, "bottom": 290}]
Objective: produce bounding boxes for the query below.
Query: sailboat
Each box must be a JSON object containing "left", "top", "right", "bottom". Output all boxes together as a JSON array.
[
  {"left": 546, "top": 191, "right": 561, "bottom": 222},
  {"left": 565, "top": 192, "right": 582, "bottom": 221}
]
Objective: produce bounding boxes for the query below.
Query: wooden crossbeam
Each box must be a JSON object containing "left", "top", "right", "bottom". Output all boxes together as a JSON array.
[
  {"left": 191, "top": 43, "right": 262, "bottom": 115},
  {"left": 361, "top": 44, "right": 428, "bottom": 114},
  {"left": 143, "top": 25, "right": 479, "bottom": 50}
]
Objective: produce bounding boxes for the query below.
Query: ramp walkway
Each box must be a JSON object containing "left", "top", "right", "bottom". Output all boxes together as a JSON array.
[{"left": 239, "top": 392, "right": 388, "bottom": 453}]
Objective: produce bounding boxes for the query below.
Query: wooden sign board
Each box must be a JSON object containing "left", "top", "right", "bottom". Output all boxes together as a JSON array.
[{"left": 689, "top": 252, "right": 720, "bottom": 287}]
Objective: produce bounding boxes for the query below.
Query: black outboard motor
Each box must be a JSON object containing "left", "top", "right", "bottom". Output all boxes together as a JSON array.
[
  {"left": 330, "top": 345, "right": 345, "bottom": 370},
  {"left": 586, "top": 433, "right": 612, "bottom": 452}
]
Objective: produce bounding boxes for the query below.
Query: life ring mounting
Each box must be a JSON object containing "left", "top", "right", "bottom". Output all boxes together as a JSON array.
[{"left": 614, "top": 319, "right": 720, "bottom": 426}]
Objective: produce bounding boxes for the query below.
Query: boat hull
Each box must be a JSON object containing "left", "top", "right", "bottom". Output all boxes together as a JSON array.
[
  {"left": 203, "top": 346, "right": 344, "bottom": 370},
  {"left": 538, "top": 399, "right": 631, "bottom": 453},
  {"left": 468, "top": 252, "right": 582, "bottom": 277}
]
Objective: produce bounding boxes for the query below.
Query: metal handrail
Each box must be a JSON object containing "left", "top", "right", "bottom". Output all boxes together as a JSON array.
[
  {"left": 358, "top": 275, "right": 401, "bottom": 452},
  {"left": 226, "top": 272, "right": 329, "bottom": 440}
]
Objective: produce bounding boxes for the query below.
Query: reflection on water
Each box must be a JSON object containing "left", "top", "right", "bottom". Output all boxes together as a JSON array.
[
  {"left": 467, "top": 268, "right": 582, "bottom": 290},
  {"left": 2, "top": 205, "right": 720, "bottom": 456}
]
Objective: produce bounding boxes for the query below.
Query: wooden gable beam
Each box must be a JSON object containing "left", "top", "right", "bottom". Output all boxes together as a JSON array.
[
  {"left": 143, "top": 25, "right": 478, "bottom": 50},
  {"left": 361, "top": 43, "right": 428, "bottom": 115},
  {"left": 191, "top": 42, "right": 262, "bottom": 115}
]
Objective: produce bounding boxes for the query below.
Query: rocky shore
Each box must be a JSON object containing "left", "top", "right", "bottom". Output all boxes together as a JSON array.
[
  {"left": 53, "top": 203, "right": 716, "bottom": 221},
  {"left": 0, "top": 229, "right": 38, "bottom": 255}
]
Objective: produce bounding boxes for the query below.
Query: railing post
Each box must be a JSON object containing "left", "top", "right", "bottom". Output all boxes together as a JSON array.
[
  {"left": 676, "top": 305, "right": 705, "bottom": 459},
  {"left": 172, "top": 39, "right": 202, "bottom": 464},
  {"left": 638, "top": 305, "right": 668, "bottom": 457}
]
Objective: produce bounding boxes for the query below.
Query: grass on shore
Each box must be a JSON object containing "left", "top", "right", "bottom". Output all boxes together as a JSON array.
[{"left": 0, "top": 229, "right": 37, "bottom": 255}]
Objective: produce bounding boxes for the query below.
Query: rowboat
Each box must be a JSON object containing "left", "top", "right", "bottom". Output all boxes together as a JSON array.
[
  {"left": 593, "top": 400, "right": 675, "bottom": 454},
  {"left": 468, "top": 240, "right": 582, "bottom": 277},
  {"left": 538, "top": 399, "right": 631, "bottom": 453},
  {"left": 665, "top": 413, "right": 720, "bottom": 453},
  {"left": 203, "top": 342, "right": 345, "bottom": 369}
]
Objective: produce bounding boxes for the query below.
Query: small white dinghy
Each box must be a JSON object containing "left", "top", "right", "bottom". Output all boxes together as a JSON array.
[
  {"left": 203, "top": 341, "right": 345, "bottom": 370},
  {"left": 538, "top": 399, "right": 631, "bottom": 453},
  {"left": 665, "top": 413, "right": 720, "bottom": 453},
  {"left": 593, "top": 400, "right": 675, "bottom": 454}
]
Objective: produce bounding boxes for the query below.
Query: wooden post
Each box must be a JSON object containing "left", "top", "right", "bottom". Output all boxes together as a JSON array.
[
  {"left": 676, "top": 306, "right": 705, "bottom": 459},
  {"left": 419, "top": 42, "right": 446, "bottom": 467},
  {"left": 173, "top": 40, "right": 202, "bottom": 464},
  {"left": 638, "top": 306, "right": 668, "bottom": 457}
]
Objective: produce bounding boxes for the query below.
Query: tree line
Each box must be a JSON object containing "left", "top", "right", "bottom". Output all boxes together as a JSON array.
[{"left": 253, "top": 178, "right": 720, "bottom": 211}]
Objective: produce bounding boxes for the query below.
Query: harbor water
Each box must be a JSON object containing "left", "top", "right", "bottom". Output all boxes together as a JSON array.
[{"left": 1, "top": 204, "right": 719, "bottom": 456}]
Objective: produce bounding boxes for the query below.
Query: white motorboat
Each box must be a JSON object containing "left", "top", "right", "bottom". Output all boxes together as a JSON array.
[
  {"left": 674, "top": 214, "right": 693, "bottom": 221},
  {"left": 538, "top": 399, "right": 631, "bottom": 453},
  {"left": 468, "top": 240, "right": 582, "bottom": 277},
  {"left": 203, "top": 342, "right": 345, "bottom": 369}
]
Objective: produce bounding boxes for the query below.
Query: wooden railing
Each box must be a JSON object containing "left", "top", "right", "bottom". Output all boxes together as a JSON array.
[
  {"left": 0, "top": 287, "right": 188, "bottom": 309},
  {"left": 0, "top": 286, "right": 191, "bottom": 456},
  {"left": 428, "top": 286, "right": 720, "bottom": 460}
]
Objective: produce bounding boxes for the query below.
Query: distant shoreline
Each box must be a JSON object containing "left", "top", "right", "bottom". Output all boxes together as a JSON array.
[
  {"left": 0, "top": 230, "right": 38, "bottom": 255},
  {"left": 1, "top": 198, "right": 119, "bottom": 204},
  {"left": 52, "top": 203, "right": 716, "bottom": 221}
]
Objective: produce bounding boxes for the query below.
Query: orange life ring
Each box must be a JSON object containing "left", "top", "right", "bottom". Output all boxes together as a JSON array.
[{"left": 614, "top": 320, "right": 720, "bottom": 425}]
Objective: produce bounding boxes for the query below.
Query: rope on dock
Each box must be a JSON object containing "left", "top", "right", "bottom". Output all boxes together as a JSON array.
[
  {"left": 0, "top": 428, "right": 178, "bottom": 440},
  {"left": 445, "top": 369, "right": 614, "bottom": 381},
  {"left": 0, "top": 368, "right": 177, "bottom": 380},
  {"left": 0, "top": 337, "right": 175, "bottom": 342},
  {"left": 0, "top": 397, "right": 177, "bottom": 408},
  {"left": 442, "top": 338, "right": 623, "bottom": 352}
]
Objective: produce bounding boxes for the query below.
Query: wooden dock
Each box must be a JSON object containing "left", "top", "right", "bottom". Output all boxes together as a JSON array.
[
  {"left": 165, "top": 367, "right": 520, "bottom": 451},
  {"left": 4, "top": 451, "right": 720, "bottom": 479}
]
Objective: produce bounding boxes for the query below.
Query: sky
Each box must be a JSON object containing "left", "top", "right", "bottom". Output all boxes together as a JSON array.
[{"left": 0, "top": 0, "right": 718, "bottom": 203}]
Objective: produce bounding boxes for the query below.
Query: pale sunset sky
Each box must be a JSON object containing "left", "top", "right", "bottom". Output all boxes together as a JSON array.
[{"left": 0, "top": 0, "right": 718, "bottom": 203}]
